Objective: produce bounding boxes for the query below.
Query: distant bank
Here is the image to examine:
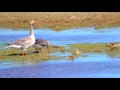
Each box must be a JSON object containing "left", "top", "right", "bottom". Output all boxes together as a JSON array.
[{"left": 0, "top": 12, "right": 120, "bottom": 31}]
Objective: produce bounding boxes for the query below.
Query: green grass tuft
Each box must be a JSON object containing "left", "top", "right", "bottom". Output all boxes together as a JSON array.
[
  {"left": 69, "top": 43, "right": 120, "bottom": 58},
  {"left": 0, "top": 45, "right": 65, "bottom": 62}
]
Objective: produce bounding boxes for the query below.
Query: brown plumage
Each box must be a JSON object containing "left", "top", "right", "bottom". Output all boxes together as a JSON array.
[
  {"left": 106, "top": 43, "right": 120, "bottom": 50},
  {"left": 33, "top": 38, "right": 50, "bottom": 53},
  {"left": 66, "top": 53, "right": 75, "bottom": 61}
]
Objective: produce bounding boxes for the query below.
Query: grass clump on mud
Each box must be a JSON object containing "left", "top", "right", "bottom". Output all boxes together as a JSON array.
[
  {"left": 1, "top": 43, "right": 120, "bottom": 62},
  {"left": 0, "top": 12, "right": 120, "bottom": 31},
  {"left": 0, "top": 45, "right": 65, "bottom": 62},
  {"left": 69, "top": 43, "right": 120, "bottom": 58}
]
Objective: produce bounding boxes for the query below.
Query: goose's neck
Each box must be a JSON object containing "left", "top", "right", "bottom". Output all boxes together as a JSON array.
[{"left": 30, "top": 24, "right": 34, "bottom": 35}]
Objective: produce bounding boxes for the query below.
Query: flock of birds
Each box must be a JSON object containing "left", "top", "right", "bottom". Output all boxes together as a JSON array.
[
  {"left": 5, "top": 20, "right": 81, "bottom": 61},
  {"left": 66, "top": 49, "right": 81, "bottom": 61},
  {"left": 5, "top": 20, "right": 50, "bottom": 56},
  {"left": 5, "top": 20, "right": 119, "bottom": 60}
]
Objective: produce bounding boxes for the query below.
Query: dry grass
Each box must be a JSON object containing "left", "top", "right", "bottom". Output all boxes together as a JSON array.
[{"left": 0, "top": 12, "right": 120, "bottom": 30}]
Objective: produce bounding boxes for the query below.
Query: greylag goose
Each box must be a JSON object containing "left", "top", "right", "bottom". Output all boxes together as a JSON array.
[
  {"left": 6, "top": 20, "right": 37, "bottom": 56},
  {"left": 66, "top": 53, "right": 75, "bottom": 61},
  {"left": 33, "top": 38, "right": 50, "bottom": 53},
  {"left": 75, "top": 49, "right": 81, "bottom": 55},
  {"left": 106, "top": 43, "right": 120, "bottom": 50}
]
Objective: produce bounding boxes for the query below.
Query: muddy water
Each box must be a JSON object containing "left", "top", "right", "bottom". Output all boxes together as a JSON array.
[{"left": 1, "top": 27, "right": 120, "bottom": 78}]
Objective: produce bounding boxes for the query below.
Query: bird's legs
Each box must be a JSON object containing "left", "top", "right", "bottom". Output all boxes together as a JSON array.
[
  {"left": 22, "top": 51, "right": 25, "bottom": 56},
  {"left": 34, "top": 49, "right": 39, "bottom": 53},
  {"left": 47, "top": 46, "right": 50, "bottom": 54},
  {"left": 22, "top": 50, "right": 26, "bottom": 56},
  {"left": 39, "top": 48, "right": 42, "bottom": 53}
]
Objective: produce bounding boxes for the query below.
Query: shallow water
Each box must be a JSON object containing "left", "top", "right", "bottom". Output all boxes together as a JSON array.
[
  {"left": 1, "top": 27, "right": 120, "bottom": 47},
  {"left": 1, "top": 27, "right": 120, "bottom": 78},
  {"left": 0, "top": 54, "right": 120, "bottom": 78}
]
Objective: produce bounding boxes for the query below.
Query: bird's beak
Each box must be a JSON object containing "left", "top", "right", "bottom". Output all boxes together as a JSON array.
[{"left": 34, "top": 21, "right": 38, "bottom": 24}]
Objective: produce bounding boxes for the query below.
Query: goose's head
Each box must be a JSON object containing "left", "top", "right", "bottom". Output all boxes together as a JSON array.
[
  {"left": 30, "top": 20, "right": 38, "bottom": 25},
  {"left": 35, "top": 39, "right": 42, "bottom": 44},
  {"left": 72, "top": 53, "right": 75, "bottom": 57},
  {"left": 76, "top": 49, "right": 78, "bottom": 51},
  {"left": 106, "top": 44, "right": 113, "bottom": 48}
]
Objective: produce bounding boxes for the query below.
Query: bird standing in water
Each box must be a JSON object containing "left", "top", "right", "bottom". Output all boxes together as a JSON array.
[
  {"left": 6, "top": 20, "right": 37, "bottom": 56},
  {"left": 66, "top": 53, "right": 75, "bottom": 61}
]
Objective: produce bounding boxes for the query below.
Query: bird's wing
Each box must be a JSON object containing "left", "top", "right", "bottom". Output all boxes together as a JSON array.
[
  {"left": 40, "top": 42, "right": 46, "bottom": 46},
  {"left": 39, "top": 41, "right": 47, "bottom": 46},
  {"left": 37, "top": 39, "right": 48, "bottom": 46},
  {"left": 9, "top": 37, "right": 30, "bottom": 45},
  {"left": 21, "top": 40, "right": 31, "bottom": 49}
]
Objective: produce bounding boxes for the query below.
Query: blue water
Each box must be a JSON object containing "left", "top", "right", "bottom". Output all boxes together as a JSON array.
[
  {"left": 1, "top": 27, "right": 120, "bottom": 78},
  {"left": 0, "top": 54, "right": 120, "bottom": 78},
  {"left": 1, "top": 27, "right": 120, "bottom": 46}
]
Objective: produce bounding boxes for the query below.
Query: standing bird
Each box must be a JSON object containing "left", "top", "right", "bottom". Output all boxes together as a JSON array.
[
  {"left": 106, "top": 43, "right": 120, "bottom": 50},
  {"left": 66, "top": 53, "right": 75, "bottom": 61},
  {"left": 75, "top": 49, "right": 81, "bottom": 55},
  {"left": 5, "top": 20, "right": 37, "bottom": 56},
  {"left": 33, "top": 38, "right": 50, "bottom": 53}
]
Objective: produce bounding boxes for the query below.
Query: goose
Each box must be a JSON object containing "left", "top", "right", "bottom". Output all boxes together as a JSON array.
[
  {"left": 33, "top": 38, "right": 50, "bottom": 53},
  {"left": 106, "top": 43, "right": 120, "bottom": 50},
  {"left": 66, "top": 53, "right": 75, "bottom": 61},
  {"left": 75, "top": 49, "right": 81, "bottom": 55},
  {"left": 5, "top": 20, "right": 37, "bottom": 56}
]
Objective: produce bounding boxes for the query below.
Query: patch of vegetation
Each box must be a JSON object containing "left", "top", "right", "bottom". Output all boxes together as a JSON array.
[
  {"left": 0, "top": 45, "right": 65, "bottom": 62},
  {"left": 0, "top": 12, "right": 120, "bottom": 31},
  {"left": 69, "top": 43, "right": 107, "bottom": 52},
  {"left": 69, "top": 43, "right": 120, "bottom": 58},
  {"left": 1, "top": 43, "right": 120, "bottom": 62}
]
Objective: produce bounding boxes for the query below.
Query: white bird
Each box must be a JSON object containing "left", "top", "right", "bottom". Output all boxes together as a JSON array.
[{"left": 6, "top": 20, "right": 37, "bottom": 56}]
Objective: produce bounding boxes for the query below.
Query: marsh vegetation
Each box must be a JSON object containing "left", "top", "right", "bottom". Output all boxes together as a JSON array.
[
  {"left": 0, "top": 12, "right": 120, "bottom": 30},
  {"left": 1, "top": 13, "right": 120, "bottom": 77},
  {"left": 0, "top": 45, "right": 65, "bottom": 61}
]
